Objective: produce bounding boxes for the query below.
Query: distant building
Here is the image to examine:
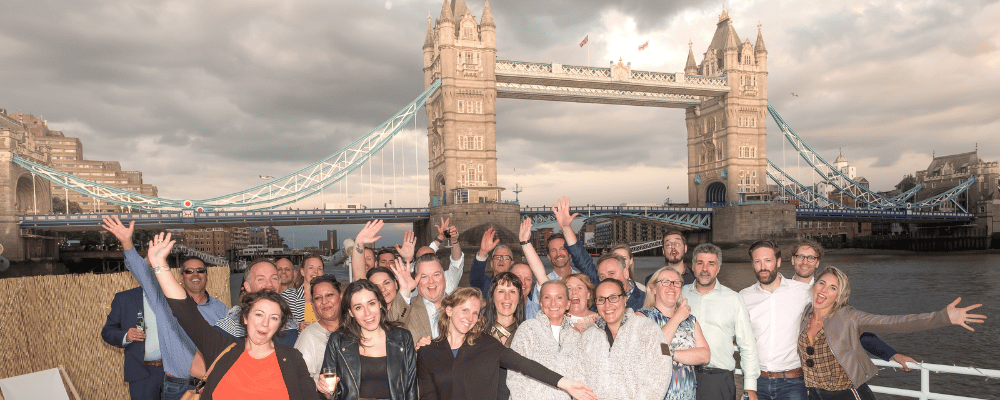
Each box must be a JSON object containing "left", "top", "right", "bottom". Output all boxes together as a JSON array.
[
  {"left": 10, "top": 113, "right": 158, "bottom": 212},
  {"left": 591, "top": 218, "right": 674, "bottom": 250},
  {"left": 914, "top": 150, "right": 999, "bottom": 213},
  {"left": 182, "top": 227, "right": 250, "bottom": 258},
  {"left": 325, "top": 230, "right": 338, "bottom": 252}
]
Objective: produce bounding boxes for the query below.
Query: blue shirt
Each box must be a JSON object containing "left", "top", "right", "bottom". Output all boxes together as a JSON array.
[
  {"left": 196, "top": 294, "right": 228, "bottom": 325},
  {"left": 124, "top": 249, "right": 197, "bottom": 378}
]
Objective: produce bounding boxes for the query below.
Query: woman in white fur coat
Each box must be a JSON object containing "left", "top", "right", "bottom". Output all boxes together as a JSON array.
[
  {"left": 579, "top": 279, "right": 674, "bottom": 400},
  {"left": 507, "top": 280, "right": 586, "bottom": 400}
]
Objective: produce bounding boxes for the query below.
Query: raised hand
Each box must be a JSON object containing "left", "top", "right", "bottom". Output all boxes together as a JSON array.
[
  {"left": 478, "top": 227, "right": 499, "bottom": 257},
  {"left": 100, "top": 215, "right": 135, "bottom": 250},
  {"left": 434, "top": 217, "right": 450, "bottom": 240},
  {"left": 552, "top": 196, "right": 580, "bottom": 229},
  {"left": 518, "top": 217, "right": 533, "bottom": 243},
  {"left": 395, "top": 230, "right": 417, "bottom": 262},
  {"left": 147, "top": 232, "right": 175, "bottom": 267},
  {"left": 390, "top": 257, "right": 416, "bottom": 295},
  {"left": 448, "top": 225, "right": 459, "bottom": 242},
  {"left": 946, "top": 297, "right": 986, "bottom": 331},
  {"left": 356, "top": 220, "right": 384, "bottom": 246},
  {"left": 673, "top": 298, "right": 691, "bottom": 321}
]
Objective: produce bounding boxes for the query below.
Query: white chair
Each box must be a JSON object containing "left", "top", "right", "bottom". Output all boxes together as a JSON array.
[{"left": 0, "top": 366, "right": 80, "bottom": 400}]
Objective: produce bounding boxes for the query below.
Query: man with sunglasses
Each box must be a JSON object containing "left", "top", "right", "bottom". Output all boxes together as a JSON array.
[
  {"left": 469, "top": 226, "right": 518, "bottom": 297},
  {"left": 178, "top": 257, "right": 227, "bottom": 325}
]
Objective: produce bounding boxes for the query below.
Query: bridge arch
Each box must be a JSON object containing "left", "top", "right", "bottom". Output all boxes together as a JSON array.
[
  {"left": 14, "top": 173, "right": 50, "bottom": 214},
  {"left": 706, "top": 181, "right": 726, "bottom": 207}
]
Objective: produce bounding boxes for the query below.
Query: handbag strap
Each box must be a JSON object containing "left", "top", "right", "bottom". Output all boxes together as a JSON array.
[{"left": 203, "top": 342, "right": 238, "bottom": 380}]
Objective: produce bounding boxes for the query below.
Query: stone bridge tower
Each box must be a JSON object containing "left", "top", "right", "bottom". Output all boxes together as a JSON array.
[
  {"left": 423, "top": 0, "right": 500, "bottom": 207},
  {"left": 686, "top": 8, "right": 769, "bottom": 207},
  {"left": 1, "top": 109, "right": 56, "bottom": 262}
]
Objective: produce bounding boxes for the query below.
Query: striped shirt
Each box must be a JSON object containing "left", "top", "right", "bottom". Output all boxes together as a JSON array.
[
  {"left": 281, "top": 286, "right": 305, "bottom": 324},
  {"left": 215, "top": 304, "right": 299, "bottom": 337}
]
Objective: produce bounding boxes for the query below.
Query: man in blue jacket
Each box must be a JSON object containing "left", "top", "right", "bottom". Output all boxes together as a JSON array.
[{"left": 101, "top": 287, "right": 165, "bottom": 400}]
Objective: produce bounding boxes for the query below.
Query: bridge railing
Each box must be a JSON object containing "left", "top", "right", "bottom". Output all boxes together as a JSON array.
[
  {"left": 735, "top": 359, "right": 999, "bottom": 400},
  {"left": 520, "top": 206, "right": 713, "bottom": 214},
  {"left": 496, "top": 60, "right": 729, "bottom": 88}
]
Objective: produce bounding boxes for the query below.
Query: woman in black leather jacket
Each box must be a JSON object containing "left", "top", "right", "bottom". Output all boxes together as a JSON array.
[{"left": 318, "top": 279, "right": 417, "bottom": 400}]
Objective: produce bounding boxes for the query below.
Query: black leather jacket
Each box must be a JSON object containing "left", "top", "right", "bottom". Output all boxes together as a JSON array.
[{"left": 324, "top": 326, "right": 418, "bottom": 400}]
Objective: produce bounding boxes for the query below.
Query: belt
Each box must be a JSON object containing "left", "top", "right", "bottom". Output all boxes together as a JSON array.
[
  {"left": 694, "top": 366, "right": 731, "bottom": 374},
  {"left": 760, "top": 368, "right": 803, "bottom": 379},
  {"left": 164, "top": 374, "right": 202, "bottom": 386},
  {"left": 142, "top": 360, "right": 163, "bottom": 367}
]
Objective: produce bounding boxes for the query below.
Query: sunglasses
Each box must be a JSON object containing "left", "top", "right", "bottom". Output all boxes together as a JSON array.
[
  {"left": 183, "top": 268, "right": 208, "bottom": 275},
  {"left": 805, "top": 346, "right": 815, "bottom": 367}
]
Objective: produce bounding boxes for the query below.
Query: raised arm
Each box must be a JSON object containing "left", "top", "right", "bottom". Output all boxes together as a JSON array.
[
  {"left": 146, "top": 232, "right": 187, "bottom": 300},
  {"left": 396, "top": 230, "right": 416, "bottom": 264},
  {"left": 443, "top": 225, "right": 464, "bottom": 294},
  {"left": 390, "top": 257, "right": 416, "bottom": 301},
  {"left": 519, "top": 218, "right": 548, "bottom": 285},
  {"left": 552, "top": 196, "right": 580, "bottom": 246},
  {"left": 471, "top": 227, "right": 499, "bottom": 290},
  {"left": 352, "top": 220, "right": 383, "bottom": 282}
]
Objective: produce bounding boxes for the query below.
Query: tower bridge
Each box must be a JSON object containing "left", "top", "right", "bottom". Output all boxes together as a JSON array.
[{"left": 2, "top": 0, "right": 983, "bottom": 262}]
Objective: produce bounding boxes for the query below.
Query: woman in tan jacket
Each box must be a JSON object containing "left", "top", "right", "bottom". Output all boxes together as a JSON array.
[{"left": 798, "top": 267, "right": 986, "bottom": 400}]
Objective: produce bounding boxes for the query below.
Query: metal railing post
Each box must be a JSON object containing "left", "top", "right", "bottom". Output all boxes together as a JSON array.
[{"left": 920, "top": 368, "right": 930, "bottom": 400}]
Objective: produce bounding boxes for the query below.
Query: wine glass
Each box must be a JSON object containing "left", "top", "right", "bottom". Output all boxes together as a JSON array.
[{"left": 321, "top": 366, "right": 337, "bottom": 396}]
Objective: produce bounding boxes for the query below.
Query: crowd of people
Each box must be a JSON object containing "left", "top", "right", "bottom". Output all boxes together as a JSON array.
[{"left": 100, "top": 197, "right": 987, "bottom": 400}]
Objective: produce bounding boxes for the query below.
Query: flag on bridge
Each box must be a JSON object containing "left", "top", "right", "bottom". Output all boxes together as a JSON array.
[
  {"left": 638, "top": 40, "right": 649, "bottom": 51},
  {"left": 580, "top": 35, "right": 589, "bottom": 47}
]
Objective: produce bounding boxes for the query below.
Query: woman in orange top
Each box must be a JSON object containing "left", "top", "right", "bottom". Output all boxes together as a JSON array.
[{"left": 148, "top": 232, "right": 316, "bottom": 400}]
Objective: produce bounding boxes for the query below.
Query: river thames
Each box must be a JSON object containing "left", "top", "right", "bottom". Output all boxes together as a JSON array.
[{"left": 631, "top": 252, "right": 1000, "bottom": 399}]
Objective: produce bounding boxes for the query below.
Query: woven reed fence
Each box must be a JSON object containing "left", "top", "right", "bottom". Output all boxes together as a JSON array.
[{"left": 0, "top": 267, "right": 230, "bottom": 400}]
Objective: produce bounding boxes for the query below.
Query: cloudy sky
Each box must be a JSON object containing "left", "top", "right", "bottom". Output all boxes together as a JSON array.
[{"left": 3, "top": 0, "right": 998, "bottom": 247}]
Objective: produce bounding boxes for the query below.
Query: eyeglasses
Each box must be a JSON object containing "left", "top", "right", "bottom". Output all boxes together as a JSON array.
[
  {"left": 183, "top": 268, "right": 207, "bottom": 275},
  {"left": 793, "top": 254, "right": 820, "bottom": 263},
  {"left": 492, "top": 255, "right": 513, "bottom": 261},
  {"left": 595, "top": 293, "right": 625, "bottom": 305},
  {"left": 804, "top": 346, "right": 815, "bottom": 367},
  {"left": 655, "top": 279, "right": 683, "bottom": 288},
  {"left": 663, "top": 242, "right": 684, "bottom": 249}
]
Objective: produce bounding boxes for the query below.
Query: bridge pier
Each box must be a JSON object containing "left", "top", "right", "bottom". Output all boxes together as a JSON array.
[{"left": 711, "top": 203, "right": 798, "bottom": 248}]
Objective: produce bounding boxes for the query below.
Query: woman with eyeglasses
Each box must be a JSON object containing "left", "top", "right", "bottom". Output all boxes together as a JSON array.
[
  {"left": 417, "top": 287, "right": 596, "bottom": 400},
  {"left": 800, "top": 267, "right": 986, "bottom": 400},
  {"left": 637, "top": 267, "right": 709, "bottom": 400},
  {"left": 578, "top": 279, "right": 673, "bottom": 400}
]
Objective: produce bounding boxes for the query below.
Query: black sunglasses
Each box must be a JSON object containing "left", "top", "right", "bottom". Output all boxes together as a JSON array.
[
  {"left": 805, "top": 346, "right": 815, "bottom": 367},
  {"left": 183, "top": 268, "right": 208, "bottom": 275}
]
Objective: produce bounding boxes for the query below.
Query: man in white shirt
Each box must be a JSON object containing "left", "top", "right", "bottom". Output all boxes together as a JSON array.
[
  {"left": 682, "top": 243, "right": 759, "bottom": 400},
  {"left": 740, "top": 240, "right": 810, "bottom": 400}
]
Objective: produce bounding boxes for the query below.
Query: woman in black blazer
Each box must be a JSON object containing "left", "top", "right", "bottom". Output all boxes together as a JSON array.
[
  {"left": 416, "top": 287, "right": 596, "bottom": 400},
  {"left": 318, "top": 279, "right": 418, "bottom": 400}
]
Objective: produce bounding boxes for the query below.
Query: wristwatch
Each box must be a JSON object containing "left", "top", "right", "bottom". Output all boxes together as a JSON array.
[
  {"left": 434, "top": 237, "right": 443, "bottom": 243},
  {"left": 519, "top": 240, "right": 531, "bottom": 246},
  {"left": 152, "top": 265, "right": 169, "bottom": 274}
]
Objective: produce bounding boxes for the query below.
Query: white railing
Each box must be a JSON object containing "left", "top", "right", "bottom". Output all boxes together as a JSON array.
[{"left": 735, "top": 359, "right": 999, "bottom": 400}]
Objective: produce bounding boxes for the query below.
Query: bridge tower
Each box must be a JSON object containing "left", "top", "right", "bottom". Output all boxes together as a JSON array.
[
  {"left": 420, "top": 0, "right": 520, "bottom": 253},
  {"left": 0, "top": 109, "right": 56, "bottom": 262},
  {"left": 686, "top": 8, "right": 769, "bottom": 207},
  {"left": 423, "top": 0, "right": 501, "bottom": 207}
]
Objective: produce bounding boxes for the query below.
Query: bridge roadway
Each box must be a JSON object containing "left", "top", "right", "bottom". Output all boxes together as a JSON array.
[{"left": 17, "top": 205, "right": 973, "bottom": 231}]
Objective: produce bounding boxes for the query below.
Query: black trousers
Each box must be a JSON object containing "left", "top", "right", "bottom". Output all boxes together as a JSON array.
[
  {"left": 695, "top": 368, "right": 737, "bottom": 400},
  {"left": 807, "top": 383, "right": 878, "bottom": 400}
]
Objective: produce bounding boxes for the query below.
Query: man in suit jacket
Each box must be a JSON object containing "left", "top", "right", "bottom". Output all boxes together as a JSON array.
[
  {"left": 403, "top": 253, "right": 448, "bottom": 346},
  {"left": 101, "top": 287, "right": 163, "bottom": 400}
]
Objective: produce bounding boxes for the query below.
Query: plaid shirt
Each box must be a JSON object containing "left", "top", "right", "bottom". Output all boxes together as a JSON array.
[{"left": 800, "top": 328, "right": 853, "bottom": 391}]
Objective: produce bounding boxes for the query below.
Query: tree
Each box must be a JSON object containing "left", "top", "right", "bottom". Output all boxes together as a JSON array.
[{"left": 52, "top": 196, "right": 83, "bottom": 214}]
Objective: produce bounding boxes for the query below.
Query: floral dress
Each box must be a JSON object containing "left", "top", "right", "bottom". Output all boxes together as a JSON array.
[{"left": 638, "top": 308, "right": 698, "bottom": 400}]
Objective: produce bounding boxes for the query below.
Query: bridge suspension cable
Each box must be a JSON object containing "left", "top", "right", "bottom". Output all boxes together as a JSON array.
[
  {"left": 766, "top": 103, "right": 973, "bottom": 211},
  {"left": 13, "top": 79, "right": 441, "bottom": 212}
]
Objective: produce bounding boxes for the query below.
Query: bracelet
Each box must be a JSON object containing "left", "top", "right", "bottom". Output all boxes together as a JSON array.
[
  {"left": 434, "top": 237, "right": 443, "bottom": 243},
  {"left": 520, "top": 240, "right": 531, "bottom": 246},
  {"left": 153, "top": 265, "right": 169, "bottom": 274}
]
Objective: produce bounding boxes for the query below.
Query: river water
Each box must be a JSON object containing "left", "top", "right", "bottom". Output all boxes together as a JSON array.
[{"left": 631, "top": 252, "right": 1000, "bottom": 399}]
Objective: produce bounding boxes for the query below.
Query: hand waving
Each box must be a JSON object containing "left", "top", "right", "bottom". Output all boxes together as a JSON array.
[
  {"left": 518, "top": 217, "right": 533, "bottom": 243},
  {"left": 395, "top": 230, "right": 417, "bottom": 261},
  {"left": 100, "top": 215, "right": 135, "bottom": 250},
  {"left": 479, "top": 227, "right": 499, "bottom": 257},
  {"left": 946, "top": 297, "right": 986, "bottom": 331},
  {"left": 552, "top": 197, "right": 579, "bottom": 229},
  {"left": 390, "top": 257, "right": 416, "bottom": 295},
  {"left": 356, "top": 220, "right": 384, "bottom": 246},
  {"left": 147, "top": 232, "right": 175, "bottom": 267}
]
